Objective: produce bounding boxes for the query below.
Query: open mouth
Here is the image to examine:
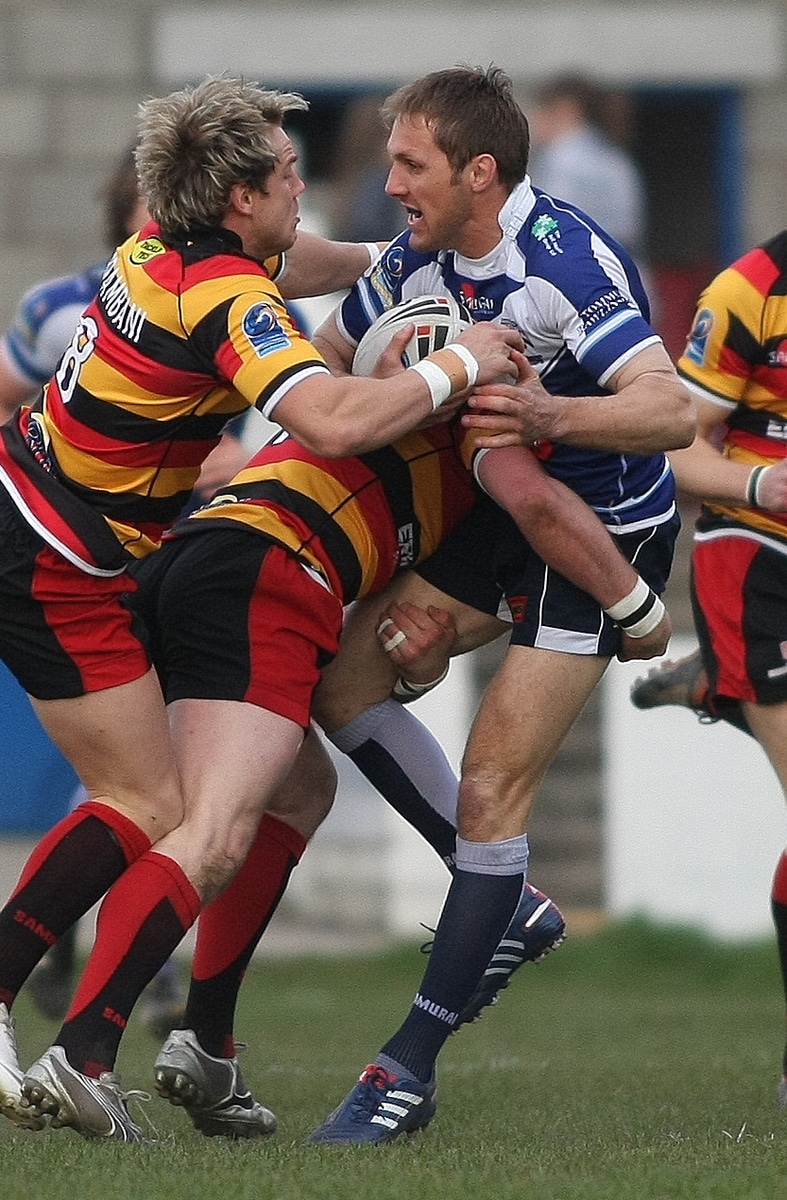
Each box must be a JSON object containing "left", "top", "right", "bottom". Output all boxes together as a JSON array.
[{"left": 406, "top": 206, "right": 423, "bottom": 224}]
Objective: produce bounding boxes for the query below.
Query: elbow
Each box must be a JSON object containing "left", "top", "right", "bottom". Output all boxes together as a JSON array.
[
  {"left": 670, "top": 394, "right": 698, "bottom": 450},
  {"left": 297, "top": 427, "right": 364, "bottom": 459}
]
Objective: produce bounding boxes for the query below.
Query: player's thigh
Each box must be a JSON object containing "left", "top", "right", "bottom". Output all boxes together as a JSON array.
[
  {"left": 265, "top": 725, "right": 338, "bottom": 836},
  {"left": 741, "top": 699, "right": 787, "bottom": 799},
  {"left": 313, "top": 572, "right": 504, "bottom": 731},
  {"left": 31, "top": 667, "right": 183, "bottom": 838},
  {"left": 458, "top": 645, "right": 608, "bottom": 839}
]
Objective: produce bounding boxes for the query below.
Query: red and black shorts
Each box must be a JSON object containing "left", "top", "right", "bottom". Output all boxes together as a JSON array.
[
  {"left": 692, "top": 515, "right": 787, "bottom": 706},
  {"left": 0, "top": 490, "right": 150, "bottom": 699},
  {"left": 130, "top": 527, "right": 342, "bottom": 729}
]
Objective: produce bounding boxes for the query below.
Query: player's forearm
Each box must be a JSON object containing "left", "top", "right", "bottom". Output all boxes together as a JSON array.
[
  {"left": 278, "top": 232, "right": 380, "bottom": 299},
  {"left": 549, "top": 372, "right": 696, "bottom": 454},
  {"left": 477, "top": 445, "right": 638, "bottom": 608}
]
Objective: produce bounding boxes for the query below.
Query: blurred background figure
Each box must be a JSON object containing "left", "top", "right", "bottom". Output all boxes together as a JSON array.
[
  {"left": 529, "top": 72, "right": 647, "bottom": 264},
  {"left": 329, "top": 93, "right": 403, "bottom": 245},
  {"left": 0, "top": 147, "right": 147, "bottom": 425}
]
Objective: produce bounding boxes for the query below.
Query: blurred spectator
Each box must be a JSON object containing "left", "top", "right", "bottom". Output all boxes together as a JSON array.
[
  {"left": 0, "top": 149, "right": 147, "bottom": 424},
  {"left": 529, "top": 73, "right": 646, "bottom": 261},
  {"left": 330, "top": 94, "right": 403, "bottom": 244}
]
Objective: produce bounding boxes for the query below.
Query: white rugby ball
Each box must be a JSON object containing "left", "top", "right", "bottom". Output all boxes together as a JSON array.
[{"left": 351, "top": 294, "right": 473, "bottom": 377}]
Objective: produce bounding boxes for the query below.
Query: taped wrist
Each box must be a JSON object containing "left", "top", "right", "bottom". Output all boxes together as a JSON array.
[
  {"left": 604, "top": 576, "right": 665, "bottom": 639},
  {"left": 392, "top": 664, "right": 449, "bottom": 703},
  {"left": 408, "top": 345, "right": 480, "bottom": 410}
]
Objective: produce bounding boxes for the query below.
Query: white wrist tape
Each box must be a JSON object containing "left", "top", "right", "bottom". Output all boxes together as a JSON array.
[
  {"left": 604, "top": 576, "right": 665, "bottom": 638},
  {"left": 746, "top": 464, "right": 771, "bottom": 508},
  {"left": 364, "top": 241, "right": 381, "bottom": 268},
  {"left": 446, "top": 342, "right": 480, "bottom": 387},
  {"left": 409, "top": 359, "right": 453, "bottom": 411},
  {"left": 392, "top": 664, "right": 449, "bottom": 702}
]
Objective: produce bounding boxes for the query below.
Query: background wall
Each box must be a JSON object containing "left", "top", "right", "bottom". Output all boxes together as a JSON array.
[{"left": 1, "top": 0, "right": 785, "bottom": 940}]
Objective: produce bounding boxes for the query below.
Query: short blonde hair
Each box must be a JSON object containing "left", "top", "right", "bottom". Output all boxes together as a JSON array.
[{"left": 135, "top": 76, "right": 308, "bottom": 235}]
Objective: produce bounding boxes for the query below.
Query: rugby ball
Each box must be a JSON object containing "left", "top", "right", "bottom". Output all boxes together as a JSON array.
[{"left": 351, "top": 294, "right": 473, "bottom": 377}]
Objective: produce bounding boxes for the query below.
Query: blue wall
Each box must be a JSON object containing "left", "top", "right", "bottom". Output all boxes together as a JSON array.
[{"left": 0, "top": 662, "right": 78, "bottom": 833}]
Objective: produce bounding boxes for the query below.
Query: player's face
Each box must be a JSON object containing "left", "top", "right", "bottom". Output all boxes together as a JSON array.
[
  {"left": 385, "top": 115, "right": 475, "bottom": 255},
  {"left": 247, "top": 127, "right": 305, "bottom": 260}
]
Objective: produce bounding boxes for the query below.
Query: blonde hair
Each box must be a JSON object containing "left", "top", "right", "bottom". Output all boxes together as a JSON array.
[{"left": 135, "top": 76, "right": 308, "bottom": 235}]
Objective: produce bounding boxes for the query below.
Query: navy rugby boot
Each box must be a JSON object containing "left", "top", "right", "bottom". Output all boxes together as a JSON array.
[{"left": 306, "top": 1064, "right": 436, "bottom": 1145}]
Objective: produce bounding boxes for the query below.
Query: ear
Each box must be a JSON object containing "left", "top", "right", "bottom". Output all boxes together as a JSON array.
[
  {"left": 467, "top": 153, "right": 498, "bottom": 193},
  {"left": 228, "top": 181, "right": 255, "bottom": 216}
]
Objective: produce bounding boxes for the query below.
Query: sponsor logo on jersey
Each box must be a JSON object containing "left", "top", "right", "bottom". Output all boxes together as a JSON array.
[
  {"left": 398, "top": 521, "right": 415, "bottom": 567},
  {"left": 684, "top": 307, "right": 714, "bottom": 366},
  {"left": 99, "top": 258, "right": 147, "bottom": 343},
  {"left": 370, "top": 246, "right": 404, "bottom": 309},
  {"left": 242, "top": 302, "right": 291, "bottom": 357},
  {"left": 765, "top": 419, "right": 787, "bottom": 441},
  {"left": 532, "top": 214, "right": 563, "bottom": 256},
  {"left": 766, "top": 338, "right": 787, "bottom": 367},
  {"left": 579, "top": 289, "right": 630, "bottom": 332},
  {"left": 129, "top": 236, "right": 166, "bottom": 265},
  {"left": 458, "top": 282, "right": 495, "bottom": 314}
]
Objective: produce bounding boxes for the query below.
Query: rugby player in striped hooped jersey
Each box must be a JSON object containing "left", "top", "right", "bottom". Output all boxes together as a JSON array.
[
  {"left": 0, "top": 73, "right": 521, "bottom": 1140},
  {"left": 632, "top": 230, "right": 787, "bottom": 1108}
]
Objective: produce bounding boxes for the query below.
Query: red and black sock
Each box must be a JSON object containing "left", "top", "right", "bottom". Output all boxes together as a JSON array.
[
  {"left": 56, "top": 851, "right": 200, "bottom": 1077},
  {"left": 771, "top": 849, "right": 787, "bottom": 1074},
  {"left": 0, "top": 801, "right": 151, "bottom": 1008},
  {"left": 185, "top": 814, "right": 307, "bottom": 1058}
]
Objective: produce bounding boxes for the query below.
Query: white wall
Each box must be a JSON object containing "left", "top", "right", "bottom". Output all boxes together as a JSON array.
[
  {"left": 603, "top": 635, "right": 786, "bottom": 941},
  {"left": 155, "top": 4, "right": 783, "bottom": 87}
]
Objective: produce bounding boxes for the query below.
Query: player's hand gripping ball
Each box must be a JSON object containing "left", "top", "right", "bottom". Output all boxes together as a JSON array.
[{"left": 351, "top": 294, "right": 473, "bottom": 376}]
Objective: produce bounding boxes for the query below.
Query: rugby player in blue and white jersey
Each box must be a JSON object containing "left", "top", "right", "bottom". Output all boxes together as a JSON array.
[{"left": 305, "top": 65, "right": 695, "bottom": 1145}]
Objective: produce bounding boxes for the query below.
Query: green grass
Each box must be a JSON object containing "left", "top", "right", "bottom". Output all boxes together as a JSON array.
[{"left": 1, "top": 920, "right": 785, "bottom": 1199}]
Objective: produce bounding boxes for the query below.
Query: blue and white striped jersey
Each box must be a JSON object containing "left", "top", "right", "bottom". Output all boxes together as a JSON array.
[
  {"left": 1, "top": 262, "right": 107, "bottom": 392},
  {"left": 337, "top": 177, "right": 675, "bottom": 532}
]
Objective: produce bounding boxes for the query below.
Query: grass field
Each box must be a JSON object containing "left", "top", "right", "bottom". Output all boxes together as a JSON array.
[{"left": 1, "top": 920, "right": 785, "bottom": 1199}]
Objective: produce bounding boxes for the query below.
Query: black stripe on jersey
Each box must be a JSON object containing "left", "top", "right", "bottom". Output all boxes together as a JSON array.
[
  {"left": 63, "top": 386, "right": 234, "bottom": 444},
  {"left": 60, "top": 472, "right": 194, "bottom": 528},
  {"left": 725, "top": 313, "right": 765, "bottom": 365},
  {"left": 96, "top": 294, "right": 220, "bottom": 375},
  {"left": 726, "top": 404, "right": 787, "bottom": 439},
  {"left": 357, "top": 445, "right": 420, "bottom": 564},
  {"left": 203, "top": 479, "right": 365, "bottom": 600},
  {"left": 762, "top": 231, "right": 787, "bottom": 288}
]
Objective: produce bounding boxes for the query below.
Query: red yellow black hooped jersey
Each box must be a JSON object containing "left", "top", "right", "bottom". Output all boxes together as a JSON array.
[
  {"left": 174, "top": 420, "right": 477, "bottom": 605},
  {"left": 677, "top": 230, "right": 787, "bottom": 538},
  {"left": 0, "top": 221, "right": 329, "bottom": 572}
]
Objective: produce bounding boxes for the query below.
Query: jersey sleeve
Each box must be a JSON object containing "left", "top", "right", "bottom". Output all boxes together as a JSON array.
[
  {"left": 516, "top": 217, "right": 660, "bottom": 390},
  {"left": 676, "top": 264, "right": 756, "bottom": 410},
  {"left": 212, "top": 284, "right": 331, "bottom": 420}
]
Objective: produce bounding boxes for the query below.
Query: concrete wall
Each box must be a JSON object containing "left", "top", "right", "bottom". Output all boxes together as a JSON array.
[{"left": 1, "top": 1, "right": 786, "bottom": 328}]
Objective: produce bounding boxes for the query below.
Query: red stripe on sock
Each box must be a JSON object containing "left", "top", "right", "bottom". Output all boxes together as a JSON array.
[
  {"left": 64, "top": 852, "right": 200, "bottom": 1022},
  {"left": 192, "top": 814, "right": 307, "bottom": 979}
]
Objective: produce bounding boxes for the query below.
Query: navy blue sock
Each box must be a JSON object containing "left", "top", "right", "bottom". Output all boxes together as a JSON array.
[{"left": 380, "top": 863, "right": 525, "bottom": 1083}]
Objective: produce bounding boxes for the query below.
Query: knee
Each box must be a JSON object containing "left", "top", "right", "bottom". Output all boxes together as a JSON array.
[
  {"left": 266, "top": 742, "right": 338, "bottom": 836},
  {"left": 457, "top": 766, "right": 532, "bottom": 842}
]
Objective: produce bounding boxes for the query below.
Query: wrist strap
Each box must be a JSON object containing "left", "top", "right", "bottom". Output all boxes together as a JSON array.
[
  {"left": 605, "top": 577, "right": 665, "bottom": 638},
  {"left": 746, "top": 464, "right": 770, "bottom": 508},
  {"left": 363, "top": 241, "right": 381, "bottom": 268},
  {"left": 392, "top": 664, "right": 449, "bottom": 702}
]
